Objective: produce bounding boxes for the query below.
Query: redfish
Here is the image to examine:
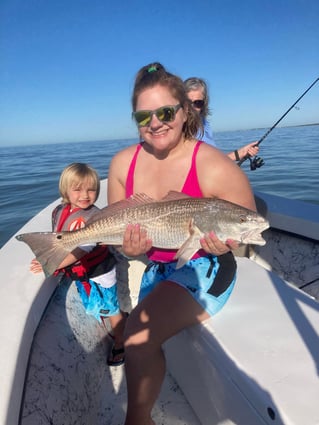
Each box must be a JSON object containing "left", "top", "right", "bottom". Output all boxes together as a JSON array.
[{"left": 16, "top": 191, "right": 269, "bottom": 276}]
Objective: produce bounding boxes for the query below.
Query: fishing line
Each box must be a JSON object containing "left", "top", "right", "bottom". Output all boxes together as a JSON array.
[{"left": 238, "top": 77, "right": 319, "bottom": 170}]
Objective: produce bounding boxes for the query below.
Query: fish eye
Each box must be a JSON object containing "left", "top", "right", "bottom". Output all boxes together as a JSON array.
[{"left": 239, "top": 215, "right": 247, "bottom": 223}]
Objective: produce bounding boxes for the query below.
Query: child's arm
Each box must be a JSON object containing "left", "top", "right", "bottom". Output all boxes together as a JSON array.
[{"left": 56, "top": 247, "right": 89, "bottom": 269}]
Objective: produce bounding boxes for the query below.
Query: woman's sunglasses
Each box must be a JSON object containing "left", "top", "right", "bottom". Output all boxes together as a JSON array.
[
  {"left": 192, "top": 100, "right": 205, "bottom": 108},
  {"left": 132, "top": 104, "right": 182, "bottom": 127}
]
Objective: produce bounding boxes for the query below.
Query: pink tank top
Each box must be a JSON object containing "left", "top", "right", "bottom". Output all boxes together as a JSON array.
[
  {"left": 125, "top": 141, "right": 204, "bottom": 262},
  {"left": 126, "top": 141, "right": 203, "bottom": 198}
]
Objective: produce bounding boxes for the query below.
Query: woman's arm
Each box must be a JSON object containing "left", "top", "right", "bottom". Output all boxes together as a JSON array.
[
  {"left": 197, "top": 144, "right": 256, "bottom": 255},
  {"left": 199, "top": 144, "right": 256, "bottom": 211},
  {"left": 227, "top": 141, "right": 259, "bottom": 161},
  {"left": 107, "top": 146, "right": 137, "bottom": 204}
]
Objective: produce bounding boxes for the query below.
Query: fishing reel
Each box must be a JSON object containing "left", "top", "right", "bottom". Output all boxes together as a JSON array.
[
  {"left": 238, "top": 154, "right": 265, "bottom": 170},
  {"left": 249, "top": 156, "right": 264, "bottom": 171}
]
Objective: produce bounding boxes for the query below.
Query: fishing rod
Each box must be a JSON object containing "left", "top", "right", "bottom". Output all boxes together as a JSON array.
[{"left": 238, "top": 77, "right": 319, "bottom": 170}]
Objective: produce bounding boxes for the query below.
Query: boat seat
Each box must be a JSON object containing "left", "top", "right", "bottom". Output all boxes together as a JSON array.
[{"left": 164, "top": 257, "right": 319, "bottom": 425}]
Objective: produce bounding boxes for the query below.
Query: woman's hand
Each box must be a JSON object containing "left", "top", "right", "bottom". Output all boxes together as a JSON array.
[
  {"left": 240, "top": 141, "right": 259, "bottom": 159},
  {"left": 121, "top": 224, "right": 152, "bottom": 257},
  {"left": 200, "top": 232, "right": 238, "bottom": 256}
]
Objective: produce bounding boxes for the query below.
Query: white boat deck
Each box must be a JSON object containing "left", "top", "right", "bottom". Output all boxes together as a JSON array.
[
  {"left": 20, "top": 275, "right": 200, "bottom": 425},
  {"left": 165, "top": 257, "right": 319, "bottom": 425}
]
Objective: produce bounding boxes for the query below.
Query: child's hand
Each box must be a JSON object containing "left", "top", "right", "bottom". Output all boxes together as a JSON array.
[{"left": 30, "top": 258, "right": 43, "bottom": 274}]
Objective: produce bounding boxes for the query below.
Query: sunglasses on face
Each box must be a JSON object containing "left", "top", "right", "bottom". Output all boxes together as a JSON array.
[
  {"left": 192, "top": 99, "right": 205, "bottom": 108},
  {"left": 132, "top": 104, "right": 182, "bottom": 127}
]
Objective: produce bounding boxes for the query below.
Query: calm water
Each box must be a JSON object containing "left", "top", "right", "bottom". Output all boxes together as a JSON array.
[{"left": 1, "top": 125, "right": 318, "bottom": 248}]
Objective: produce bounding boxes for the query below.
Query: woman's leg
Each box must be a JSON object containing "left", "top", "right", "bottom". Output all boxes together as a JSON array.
[{"left": 123, "top": 280, "right": 210, "bottom": 425}]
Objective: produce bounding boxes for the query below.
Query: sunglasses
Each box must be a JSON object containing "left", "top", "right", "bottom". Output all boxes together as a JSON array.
[
  {"left": 192, "top": 99, "right": 205, "bottom": 108},
  {"left": 132, "top": 104, "right": 182, "bottom": 127}
]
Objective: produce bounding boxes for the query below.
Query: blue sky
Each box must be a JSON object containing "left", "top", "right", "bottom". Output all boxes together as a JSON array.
[{"left": 0, "top": 0, "right": 318, "bottom": 146}]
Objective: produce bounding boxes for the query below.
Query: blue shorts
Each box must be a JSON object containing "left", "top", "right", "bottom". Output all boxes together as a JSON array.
[
  {"left": 75, "top": 279, "right": 120, "bottom": 323},
  {"left": 139, "top": 253, "right": 237, "bottom": 317}
]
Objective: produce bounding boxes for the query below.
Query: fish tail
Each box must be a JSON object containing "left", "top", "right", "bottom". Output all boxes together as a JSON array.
[{"left": 16, "top": 232, "right": 71, "bottom": 277}]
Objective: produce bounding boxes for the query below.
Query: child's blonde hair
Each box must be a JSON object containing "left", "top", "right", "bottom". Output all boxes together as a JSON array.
[{"left": 59, "top": 163, "right": 100, "bottom": 204}]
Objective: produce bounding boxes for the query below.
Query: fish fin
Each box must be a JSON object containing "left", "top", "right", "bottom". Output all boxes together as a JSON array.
[
  {"left": 129, "top": 193, "right": 156, "bottom": 204},
  {"left": 174, "top": 222, "right": 203, "bottom": 269},
  {"left": 175, "top": 243, "right": 199, "bottom": 269},
  {"left": 16, "top": 232, "right": 71, "bottom": 276},
  {"left": 87, "top": 193, "right": 156, "bottom": 224},
  {"left": 162, "top": 191, "right": 193, "bottom": 201}
]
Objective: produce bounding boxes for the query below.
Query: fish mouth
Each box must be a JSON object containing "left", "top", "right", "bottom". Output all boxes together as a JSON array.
[{"left": 241, "top": 227, "right": 268, "bottom": 245}]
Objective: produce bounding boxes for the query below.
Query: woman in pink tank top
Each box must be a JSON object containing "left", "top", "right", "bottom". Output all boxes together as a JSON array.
[{"left": 107, "top": 62, "right": 256, "bottom": 425}]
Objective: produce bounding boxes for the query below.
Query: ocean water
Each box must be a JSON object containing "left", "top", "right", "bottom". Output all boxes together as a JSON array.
[{"left": 1, "top": 124, "right": 318, "bottom": 248}]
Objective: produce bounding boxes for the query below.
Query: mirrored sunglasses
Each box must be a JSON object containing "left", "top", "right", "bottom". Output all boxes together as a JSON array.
[
  {"left": 132, "top": 104, "right": 182, "bottom": 127},
  {"left": 192, "top": 100, "right": 205, "bottom": 108}
]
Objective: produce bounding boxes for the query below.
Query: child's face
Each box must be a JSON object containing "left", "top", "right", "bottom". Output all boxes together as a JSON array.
[{"left": 67, "top": 178, "right": 97, "bottom": 210}]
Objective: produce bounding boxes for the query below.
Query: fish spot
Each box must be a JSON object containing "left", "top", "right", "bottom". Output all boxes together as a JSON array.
[{"left": 57, "top": 235, "right": 62, "bottom": 240}]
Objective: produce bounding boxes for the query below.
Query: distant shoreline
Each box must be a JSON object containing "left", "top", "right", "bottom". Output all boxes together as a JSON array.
[
  {"left": 217, "top": 122, "right": 319, "bottom": 134},
  {"left": 292, "top": 122, "right": 319, "bottom": 128}
]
